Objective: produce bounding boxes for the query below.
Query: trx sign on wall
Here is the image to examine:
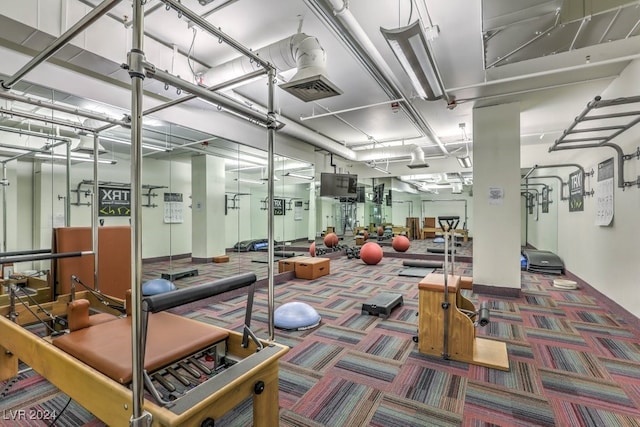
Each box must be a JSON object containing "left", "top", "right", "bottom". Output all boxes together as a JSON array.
[
  {"left": 569, "top": 170, "right": 584, "bottom": 212},
  {"left": 99, "top": 186, "right": 131, "bottom": 217}
]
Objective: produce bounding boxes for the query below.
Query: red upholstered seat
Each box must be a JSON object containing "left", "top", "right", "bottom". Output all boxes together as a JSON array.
[{"left": 53, "top": 311, "right": 229, "bottom": 384}]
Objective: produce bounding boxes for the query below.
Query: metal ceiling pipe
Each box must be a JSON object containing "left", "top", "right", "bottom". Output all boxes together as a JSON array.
[
  {"left": 0, "top": 90, "right": 130, "bottom": 127},
  {"left": 307, "top": 0, "right": 449, "bottom": 155},
  {"left": 0, "top": 125, "right": 71, "bottom": 143},
  {"left": 0, "top": 107, "right": 95, "bottom": 132},
  {"left": 0, "top": 0, "right": 122, "bottom": 89}
]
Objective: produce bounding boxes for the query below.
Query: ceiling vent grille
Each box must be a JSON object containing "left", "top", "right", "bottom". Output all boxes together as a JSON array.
[{"left": 279, "top": 74, "right": 343, "bottom": 102}]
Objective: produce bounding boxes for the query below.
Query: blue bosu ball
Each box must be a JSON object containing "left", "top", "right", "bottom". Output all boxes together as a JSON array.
[
  {"left": 274, "top": 302, "right": 321, "bottom": 331},
  {"left": 142, "top": 278, "right": 177, "bottom": 296}
]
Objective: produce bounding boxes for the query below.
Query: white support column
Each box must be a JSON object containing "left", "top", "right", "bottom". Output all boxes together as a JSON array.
[
  {"left": 472, "top": 102, "right": 521, "bottom": 295},
  {"left": 191, "top": 155, "right": 226, "bottom": 262}
]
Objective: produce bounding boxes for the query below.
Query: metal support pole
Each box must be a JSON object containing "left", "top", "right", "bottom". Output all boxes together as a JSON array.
[
  {"left": 0, "top": 0, "right": 123, "bottom": 89},
  {"left": 93, "top": 133, "right": 100, "bottom": 291},
  {"left": 128, "top": 1, "right": 150, "bottom": 425},
  {"left": 65, "top": 142, "right": 71, "bottom": 226},
  {"left": 2, "top": 163, "right": 7, "bottom": 252},
  {"left": 267, "top": 68, "right": 276, "bottom": 341}
]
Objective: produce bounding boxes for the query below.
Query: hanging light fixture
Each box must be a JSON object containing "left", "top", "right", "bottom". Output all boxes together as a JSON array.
[{"left": 381, "top": 20, "right": 444, "bottom": 100}]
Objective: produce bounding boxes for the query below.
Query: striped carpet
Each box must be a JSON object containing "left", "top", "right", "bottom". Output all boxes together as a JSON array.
[{"left": 2, "top": 247, "right": 640, "bottom": 426}]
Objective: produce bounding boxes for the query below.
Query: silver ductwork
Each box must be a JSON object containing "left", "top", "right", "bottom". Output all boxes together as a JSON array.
[
  {"left": 71, "top": 119, "right": 107, "bottom": 154},
  {"left": 353, "top": 144, "right": 425, "bottom": 163},
  {"left": 201, "top": 33, "right": 342, "bottom": 102}
]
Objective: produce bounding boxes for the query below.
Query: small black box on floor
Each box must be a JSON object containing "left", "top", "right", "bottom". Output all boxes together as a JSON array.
[
  {"left": 161, "top": 268, "right": 198, "bottom": 281},
  {"left": 361, "top": 292, "right": 403, "bottom": 319}
]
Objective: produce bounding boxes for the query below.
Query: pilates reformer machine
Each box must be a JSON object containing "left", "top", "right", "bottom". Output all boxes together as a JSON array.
[
  {"left": 0, "top": 269, "right": 288, "bottom": 426},
  {"left": 414, "top": 216, "right": 509, "bottom": 371}
]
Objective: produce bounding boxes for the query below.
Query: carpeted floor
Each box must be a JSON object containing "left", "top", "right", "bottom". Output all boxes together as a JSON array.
[{"left": 2, "top": 245, "right": 640, "bottom": 426}]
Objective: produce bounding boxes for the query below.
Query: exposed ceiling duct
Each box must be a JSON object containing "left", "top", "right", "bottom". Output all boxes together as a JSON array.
[
  {"left": 71, "top": 119, "right": 107, "bottom": 154},
  {"left": 201, "top": 33, "right": 342, "bottom": 101}
]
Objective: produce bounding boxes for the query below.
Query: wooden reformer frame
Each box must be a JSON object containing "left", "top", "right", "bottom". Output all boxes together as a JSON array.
[{"left": 0, "top": 274, "right": 289, "bottom": 427}]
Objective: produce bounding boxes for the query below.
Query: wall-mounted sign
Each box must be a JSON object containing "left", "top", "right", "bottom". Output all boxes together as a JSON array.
[
  {"left": 541, "top": 186, "right": 549, "bottom": 213},
  {"left": 569, "top": 170, "right": 584, "bottom": 212},
  {"left": 294, "top": 200, "right": 303, "bottom": 220},
  {"left": 595, "top": 157, "right": 614, "bottom": 226},
  {"left": 99, "top": 186, "right": 131, "bottom": 217},
  {"left": 274, "top": 198, "right": 285, "bottom": 216},
  {"left": 164, "top": 192, "right": 183, "bottom": 223}
]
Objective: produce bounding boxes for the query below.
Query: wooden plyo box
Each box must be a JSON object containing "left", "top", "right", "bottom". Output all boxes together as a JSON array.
[
  {"left": 212, "top": 255, "right": 230, "bottom": 263},
  {"left": 278, "top": 256, "right": 310, "bottom": 273},
  {"left": 294, "top": 257, "right": 330, "bottom": 280}
]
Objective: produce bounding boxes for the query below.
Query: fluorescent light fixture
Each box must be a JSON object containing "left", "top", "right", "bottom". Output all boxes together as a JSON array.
[
  {"left": 34, "top": 153, "right": 117, "bottom": 164},
  {"left": 285, "top": 172, "right": 314, "bottom": 180},
  {"left": 99, "top": 136, "right": 170, "bottom": 152},
  {"left": 381, "top": 20, "right": 443, "bottom": 100},
  {"left": 372, "top": 165, "right": 391, "bottom": 175},
  {"left": 456, "top": 156, "right": 472, "bottom": 168},
  {"left": 234, "top": 178, "right": 265, "bottom": 185}
]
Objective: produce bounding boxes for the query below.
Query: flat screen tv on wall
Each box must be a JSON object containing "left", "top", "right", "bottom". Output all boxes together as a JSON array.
[{"left": 320, "top": 173, "right": 358, "bottom": 197}]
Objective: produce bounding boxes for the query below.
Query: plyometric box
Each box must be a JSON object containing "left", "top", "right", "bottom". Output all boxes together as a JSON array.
[
  {"left": 294, "top": 257, "right": 330, "bottom": 280},
  {"left": 278, "top": 256, "right": 310, "bottom": 273},
  {"left": 361, "top": 292, "right": 404, "bottom": 319}
]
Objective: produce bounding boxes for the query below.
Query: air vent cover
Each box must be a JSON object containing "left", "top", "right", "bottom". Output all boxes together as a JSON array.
[
  {"left": 279, "top": 74, "right": 343, "bottom": 102},
  {"left": 406, "top": 163, "right": 430, "bottom": 169}
]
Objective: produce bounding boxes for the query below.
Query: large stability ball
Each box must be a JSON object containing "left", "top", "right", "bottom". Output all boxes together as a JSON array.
[
  {"left": 360, "top": 242, "right": 383, "bottom": 265},
  {"left": 377, "top": 226, "right": 384, "bottom": 236},
  {"left": 362, "top": 230, "right": 369, "bottom": 240},
  {"left": 142, "top": 278, "right": 177, "bottom": 296},
  {"left": 309, "top": 241, "right": 316, "bottom": 257},
  {"left": 324, "top": 232, "right": 339, "bottom": 248},
  {"left": 392, "top": 235, "right": 411, "bottom": 252}
]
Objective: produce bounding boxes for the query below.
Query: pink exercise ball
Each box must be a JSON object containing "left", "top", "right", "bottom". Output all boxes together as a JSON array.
[
  {"left": 324, "top": 232, "right": 339, "bottom": 248},
  {"left": 392, "top": 235, "right": 410, "bottom": 252},
  {"left": 309, "top": 241, "right": 316, "bottom": 257},
  {"left": 360, "top": 242, "right": 383, "bottom": 265}
]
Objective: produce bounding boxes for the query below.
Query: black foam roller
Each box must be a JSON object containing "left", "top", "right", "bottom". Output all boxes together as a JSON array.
[{"left": 402, "top": 260, "right": 443, "bottom": 268}]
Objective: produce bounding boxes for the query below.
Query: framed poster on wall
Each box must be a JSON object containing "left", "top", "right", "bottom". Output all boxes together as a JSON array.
[
  {"left": 569, "top": 169, "right": 584, "bottom": 212},
  {"left": 274, "top": 198, "right": 285, "bottom": 215},
  {"left": 98, "top": 186, "right": 131, "bottom": 217}
]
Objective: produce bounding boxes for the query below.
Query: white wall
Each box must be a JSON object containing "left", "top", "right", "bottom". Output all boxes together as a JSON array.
[
  {"left": 523, "top": 177, "right": 559, "bottom": 253},
  {"left": 522, "top": 59, "right": 640, "bottom": 317}
]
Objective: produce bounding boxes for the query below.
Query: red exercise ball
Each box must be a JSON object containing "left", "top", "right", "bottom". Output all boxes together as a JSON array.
[
  {"left": 309, "top": 241, "right": 316, "bottom": 257},
  {"left": 392, "top": 235, "right": 410, "bottom": 252},
  {"left": 377, "top": 226, "right": 384, "bottom": 236},
  {"left": 324, "top": 232, "right": 339, "bottom": 248},
  {"left": 362, "top": 230, "right": 369, "bottom": 240},
  {"left": 360, "top": 242, "right": 383, "bottom": 265}
]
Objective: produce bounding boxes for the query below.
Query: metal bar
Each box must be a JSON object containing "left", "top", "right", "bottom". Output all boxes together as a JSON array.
[
  {"left": 0, "top": 107, "right": 95, "bottom": 132},
  {"left": 267, "top": 67, "right": 276, "bottom": 341},
  {"left": 525, "top": 175, "right": 567, "bottom": 200},
  {"left": 581, "top": 110, "right": 640, "bottom": 121},
  {"left": 0, "top": 248, "right": 51, "bottom": 257},
  {"left": 0, "top": 125, "right": 72, "bottom": 143},
  {"left": 2, "top": 139, "right": 69, "bottom": 163},
  {"left": 65, "top": 142, "right": 71, "bottom": 226},
  {"left": 488, "top": 21, "right": 558, "bottom": 68},
  {"left": 142, "top": 69, "right": 266, "bottom": 117},
  {"left": 0, "top": 0, "right": 123, "bottom": 89},
  {"left": 550, "top": 96, "right": 599, "bottom": 151},
  {"left": 0, "top": 91, "right": 130, "bottom": 127},
  {"left": 2, "top": 164, "right": 6, "bottom": 252},
  {"left": 300, "top": 98, "right": 405, "bottom": 121},
  {"left": 92, "top": 133, "right": 99, "bottom": 291},
  {"left": 555, "top": 137, "right": 608, "bottom": 144},
  {"left": 599, "top": 7, "right": 622, "bottom": 44},
  {"left": 129, "top": 0, "right": 147, "bottom": 424},
  {"left": 567, "top": 125, "right": 627, "bottom": 133},
  {"left": 0, "top": 250, "right": 93, "bottom": 265},
  {"left": 162, "top": 0, "right": 273, "bottom": 70},
  {"left": 143, "top": 66, "right": 270, "bottom": 126},
  {"left": 591, "top": 95, "right": 640, "bottom": 109},
  {"left": 569, "top": 17, "right": 588, "bottom": 50}
]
